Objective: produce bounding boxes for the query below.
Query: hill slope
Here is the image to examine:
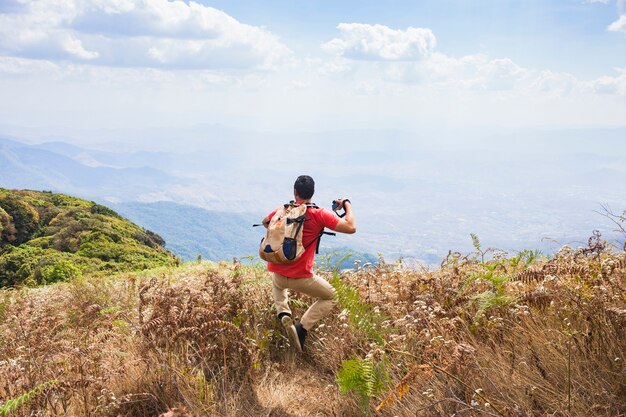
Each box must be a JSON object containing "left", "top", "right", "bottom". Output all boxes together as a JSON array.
[{"left": 0, "top": 189, "right": 178, "bottom": 286}]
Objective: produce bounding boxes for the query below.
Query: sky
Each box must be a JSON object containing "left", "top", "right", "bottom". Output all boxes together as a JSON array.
[
  {"left": 1, "top": 0, "right": 626, "bottom": 259},
  {"left": 1, "top": 0, "right": 626, "bottom": 137}
]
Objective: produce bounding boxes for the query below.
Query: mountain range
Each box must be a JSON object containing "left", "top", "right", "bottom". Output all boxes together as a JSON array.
[{"left": 1, "top": 125, "right": 625, "bottom": 263}]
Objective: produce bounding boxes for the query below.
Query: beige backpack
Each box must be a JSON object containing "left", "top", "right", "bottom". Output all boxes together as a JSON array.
[{"left": 257, "top": 202, "right": 325, "bottom": 264}]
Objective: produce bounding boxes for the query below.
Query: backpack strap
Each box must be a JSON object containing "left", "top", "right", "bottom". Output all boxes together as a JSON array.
[
  {"left": 304, "top": 229, "right": 336, "bottom": 254},
  {"left": 302, "top": 203, "right": 335, "bottom": 253},
  {"left": 284, "top": 201, "right": 319, "bottom": 209}
]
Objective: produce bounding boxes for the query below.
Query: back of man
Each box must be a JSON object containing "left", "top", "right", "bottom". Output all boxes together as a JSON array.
[
  {"left": 265, "top": 204, "right": 339, "bottom": 278},
  {"left": 260, "top": 175, "right": 356, "bottom": 352}
]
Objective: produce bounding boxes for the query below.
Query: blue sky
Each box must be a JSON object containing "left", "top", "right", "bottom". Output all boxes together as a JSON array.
[
  {"left": 0, "top": 0, "right": 625, "bottom": 136},
  {"left": 201, "top": 0, "right": 626, "bottom": 78}
]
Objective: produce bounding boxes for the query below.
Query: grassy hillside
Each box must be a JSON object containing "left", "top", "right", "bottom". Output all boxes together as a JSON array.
[
  {"left": 0, "top": 241, "right": 623, "bottom": 416},
  {"left": 0, "top": 189, "right": 178, "bottom": 286}
]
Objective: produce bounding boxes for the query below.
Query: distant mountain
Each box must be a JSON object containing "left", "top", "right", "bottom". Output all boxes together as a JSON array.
[
  {"left": 0, "top": 137, "right": 181, "bottom": 201},
  {"left": 3, "top": 127, "right": 624, "bottom": 263},
  {"left": 112, "top": 201, "right": 261, "bottom": 261},
  {"left": 0, "top": 189, "right": 178, "bottom": 286}
]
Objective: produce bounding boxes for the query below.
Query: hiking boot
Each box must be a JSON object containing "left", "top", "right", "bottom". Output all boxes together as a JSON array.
[
  {"left": 281, "top": 315, "right": 302, "bottom": 352},
  {"left": 295, "top": 323, "right": 307, "bottom": 351}
]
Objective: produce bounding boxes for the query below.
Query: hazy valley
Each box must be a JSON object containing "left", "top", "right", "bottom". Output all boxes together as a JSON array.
[{"left": 1, "top": 126, "right": 625, "bottom": 264}]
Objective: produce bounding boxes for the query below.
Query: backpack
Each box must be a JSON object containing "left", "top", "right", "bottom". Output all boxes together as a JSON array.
[{"left": 257, "top": 201, "right": 334, "bottom": 264}]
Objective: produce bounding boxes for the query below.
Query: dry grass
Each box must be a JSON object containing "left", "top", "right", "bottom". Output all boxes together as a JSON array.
[{"left": 0, "top": 244, "right": 624, "bottom": 416}]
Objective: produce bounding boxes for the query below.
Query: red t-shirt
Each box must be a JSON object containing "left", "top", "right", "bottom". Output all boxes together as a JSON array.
[{"left": 265, "top": 202, "right": 339, "bottom": 278}]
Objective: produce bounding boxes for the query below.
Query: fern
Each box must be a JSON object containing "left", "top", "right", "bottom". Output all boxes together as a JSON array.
[
  {"left": 509, "top": 249, "right": 543, "bottom": 268},
  {"left": 0, "top": 380, "right": 57, "bottom": 417},
  {"left": 472, "top": 290, "right": 517, "bottom": 319},
  {"left": 337, "top": 355, "right": 389, "bottom": 415},
  {"left": 332, "top": 271, "right": 391, "bottom": 414},
  {"left": 463, "top": 262, "right": 510, "bottom": 292},
  {"left": 330, "top": 271, "right": 388, "bottom": 345},
  {"left": 470, "top": 232, "right": 485, "bottom": 262},
  {"left": 463, "top": 259, "right": 518, "bottom": 322},
  {"left": 0, "top": 292, "right": 10, "bottom": 324},
  {"left": 471, "top": 233, "right": 481, "bottom": 253}
]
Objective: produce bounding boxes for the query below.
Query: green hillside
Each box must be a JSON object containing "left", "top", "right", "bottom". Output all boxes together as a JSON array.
[{"left": 0, "top": 189, "right": 178, "bottom": 286}]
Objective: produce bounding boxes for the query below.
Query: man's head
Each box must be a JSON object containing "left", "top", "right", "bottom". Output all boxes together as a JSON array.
[{"left": 294, "top": 175, "right": 315, "bottom": 200}]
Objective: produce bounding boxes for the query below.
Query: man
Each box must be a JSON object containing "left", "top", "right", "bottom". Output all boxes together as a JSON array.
[{"left": 261, "top": 175, "right": 356, "bottom": 352}]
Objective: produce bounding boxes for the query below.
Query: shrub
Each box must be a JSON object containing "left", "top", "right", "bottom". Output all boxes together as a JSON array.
[
  {"left": 39, "top": 260, "right": 82, "bottom": 284},
  {"left": 0, "top": 207, "right": 16, "bottom": 244},
  {"left": 0, "top": 197, "right": 40, "bottom": 244},
  {"left": 0, "top": 189, "right": 178, "bottom": 286},
  {"left": 90, "top": 203, "right": 121, "bottom": 218}
]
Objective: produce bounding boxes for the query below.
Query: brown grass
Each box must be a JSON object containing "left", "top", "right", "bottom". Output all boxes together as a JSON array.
[{"left": 0, "top": 245, "right": 624, "bottom": 416}]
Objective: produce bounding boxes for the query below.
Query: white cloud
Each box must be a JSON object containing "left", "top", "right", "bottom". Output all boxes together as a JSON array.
[
  {"left": 318, "top": 57, "right": 352, "bottom": 76},
  {"left": 322, "top": 23, "right": 436, "bottom": 61},
  {"left": 0, "top": 56, "right": 60, "bottom": 75},
  {"left": 0, "top": 55, "right": 270, "bottom": 92},
  {"left": 532, "top": 70, "right": 578, "bottom": 96},
  {"left": 321, "top": 24, "right": 535, "bottom": 91},
  {"left": 382, "top": 53, "right": 531, "bottom": 92},
  {"left": 319, "top": 23, "right": 603, "bottom": 97},
  {"left": 0, "top": 0, "right": 292, "bottom": 70},
  {"left": 590, "top": 68, "right": 626, "bottom": 94},
  {"left": 608, "top": 14, "right": 626, "bottom": 33}
]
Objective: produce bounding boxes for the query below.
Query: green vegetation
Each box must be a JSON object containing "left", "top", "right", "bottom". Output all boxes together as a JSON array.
[
  {"left": 337, "top": 354, "right": 389, "bottom": 414},
  {"left": 0, "top": 380, "right": 57, "bottom": 417},
  {"left": 331, "top": 260, "right": 391, "bottom": 414},
  {"left": 0, "top": 189, "right": 178, "bottom": 286}
]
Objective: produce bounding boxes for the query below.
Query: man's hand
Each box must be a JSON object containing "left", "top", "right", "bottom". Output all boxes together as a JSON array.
[
  {"left": 332, "top": 199, "right": 356, "bottom": 234},
  {"left": 333, "top": 198, "right": 351, "bottom": 211}
]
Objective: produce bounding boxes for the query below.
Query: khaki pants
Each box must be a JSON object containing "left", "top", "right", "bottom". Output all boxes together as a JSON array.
[{"left": 272, "top": 273, "right": 337, "bottom": 331}]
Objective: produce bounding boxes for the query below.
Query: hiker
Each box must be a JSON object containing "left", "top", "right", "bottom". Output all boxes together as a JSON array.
[{"left": 260, "top": 175, "right": 356, "bottom": 352}]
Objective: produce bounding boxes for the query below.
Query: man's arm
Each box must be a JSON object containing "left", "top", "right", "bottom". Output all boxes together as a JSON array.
[
  {"left": 261, "top": 207, "right": 280, "bottom": 229},
  {"left": 261, "top": 216, "right": 270, "bottom": 229},
  {"left": 333, "top": 199, "right": 356, "bottom": 234}
]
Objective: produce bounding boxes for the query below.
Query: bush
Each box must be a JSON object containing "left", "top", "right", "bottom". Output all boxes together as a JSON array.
[
  {"left": 0, "top": 197, "right": 40, "bottom": 244},
  {"left": 0, "top": 189, "right": 178, "bottom": 287},
  {"left": 90, "top": 203, "right": 121, "bottom": 218},
  {"left": 0, "top": 207, "right": 16, "bottom": 244},
  {"left": 39, "top": 260, "right": 82, "bottom": 284},
  {"left": 0, "top": 246, "right": 50, "bottom": 286}
]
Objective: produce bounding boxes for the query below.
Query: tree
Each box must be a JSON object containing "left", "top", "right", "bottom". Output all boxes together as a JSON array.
[
  {"left": 0, "top": 206, "right": 16, "bottom": 244},
  {"left": 0, "top": 197, "right": 40, "bottom": 244}
]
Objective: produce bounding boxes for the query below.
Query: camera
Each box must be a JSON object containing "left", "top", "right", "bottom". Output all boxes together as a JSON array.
[{"left": 332, "top": 199, "right": 350, "bottom": 217}]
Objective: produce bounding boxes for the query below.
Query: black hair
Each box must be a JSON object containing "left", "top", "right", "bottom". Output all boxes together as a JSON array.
[{"left": 294, "top": 175, "right": 315, "bottom": 200}]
